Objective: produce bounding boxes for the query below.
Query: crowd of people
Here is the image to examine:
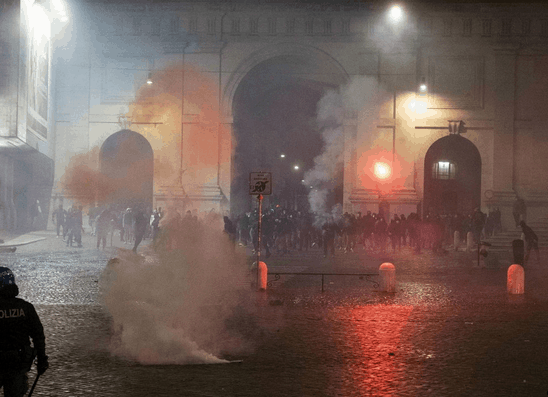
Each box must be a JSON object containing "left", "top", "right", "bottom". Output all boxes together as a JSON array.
[
  {"left": 52, "top": 204, "right": 163, "bottom": 253},
  {"left": 50, "top": 200, "right": 538, "bottom": 264},
  {"left": 230, "top": 205, "right": 507, "bottom": 258}
]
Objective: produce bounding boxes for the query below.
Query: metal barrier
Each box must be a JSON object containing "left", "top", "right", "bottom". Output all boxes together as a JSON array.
[{"left": 267, "top": 272, "right": 380, "bottom": 292}]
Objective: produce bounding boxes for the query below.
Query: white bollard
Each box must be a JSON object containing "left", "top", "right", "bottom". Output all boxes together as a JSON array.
[
  {"left": 379, "top": 262, "right": 396, "bottom": 293},
  {"left": 507, "top": 264, "right": 524, "bottom": 295},
  {"left": 258, "top": 261, "right": 268, "bottom": 291},
  {"left": 466, "top": 232, "right": 474, "bottom": 252},
  {"left": 454, "top": 230, "right": 460, "bottom": 251}
]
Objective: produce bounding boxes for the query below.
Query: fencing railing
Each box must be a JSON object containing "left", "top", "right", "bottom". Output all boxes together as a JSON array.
[{"left": 267, "top": 272, "right": 380, "bottom": 292}]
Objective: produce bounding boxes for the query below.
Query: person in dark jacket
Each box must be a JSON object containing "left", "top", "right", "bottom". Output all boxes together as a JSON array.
[
  {"left": 322, "top": 217, "right": 339, "bottom": 258},
  {"left": 51, "top": 204, "right": 66, "bottom": 238},
  {"left": 132, "top": 209, "right": 148, "bottom": 254},
  {"left": 96, "top": 207, "right": 115, "bottom": 250},
  {"left": 0, "top": 267, "right": 48, "bottom": 396},
  {"left": 520, "top": 221, "right": 540, "bottom": 265},
  {"left": 223, "top": 216, "right": 237, "bottom": 251}
]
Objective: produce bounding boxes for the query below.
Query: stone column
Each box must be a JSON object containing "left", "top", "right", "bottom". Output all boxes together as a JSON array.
[
  {"left": 492, "top": 45, "right": 518, "bottom": 194},
  {"left": 343, "top": 118, "right": 358, "bottom": 213},
  {"left": 0, "top": 156, "right": 16, "bottom": 231},
  {"left": 219, "top": 120, "right": 233, "bottom": 212}
]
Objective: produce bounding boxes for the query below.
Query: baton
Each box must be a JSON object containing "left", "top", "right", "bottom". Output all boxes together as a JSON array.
[{"left": 27, "top": 372, "right": 40, "bottom": 397}]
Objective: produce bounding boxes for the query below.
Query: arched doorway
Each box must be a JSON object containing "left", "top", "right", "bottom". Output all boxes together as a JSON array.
[
  {"left": 99, "top": 130, "right": 153, "bottom": 210},
  {"left": 423, "top": 135, "right": 481, "bottom": 216},
  {"left": 229, "top": 46, "right": 348, "bottom": 215}
]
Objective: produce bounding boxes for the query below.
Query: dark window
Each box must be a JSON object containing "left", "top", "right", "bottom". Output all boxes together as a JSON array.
[
  {"left": 306, "top": 18, "right": 314, "bottom": 35},
  {"left": 482, "top": 19, "right": 491, "bottom": 36},
  {"left": 286, "top": 18, "right": 295, "bottom": 35},
  {"left": 501, "top": 18, "right": 512, "bottom": 36},
  {"left": 521, "top": 19, "right": 530, "bottom": 36},
  {"left": 443, "top": 19, "right": 452, "bottom": 36},
  {"left": 342, "top": 19, "right": 350, "bottom": 35},
  {"left": 207, "top": 18, "right": 216, "bottom": 35},
  {"left": 232, "top": 18, "right": 241, "bottom": 35},
  {"left": 170, "top": 17, "right": 179, "bottom": 35},
  {"left": 420, "top": 17, "right": 432, "bottom": 36},
  {"left": 541, "top": 20, "right": 548, "bottom": 36},
  {"left": 250, "top": 18, "right": 259, "bottom": 35},
  {"left": 323, "top": 19, "right": 332, "bottom": 35},
  {"left": 268, "top": 18, "right": 276, "bottom": 35},
  {"left": 463, "top": 19, "right": 472, "bottom": 36}
]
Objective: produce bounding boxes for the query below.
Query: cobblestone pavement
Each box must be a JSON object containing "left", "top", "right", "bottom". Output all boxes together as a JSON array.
[{"left": 2, "top": 230, "right": 548, "bottom": 396}]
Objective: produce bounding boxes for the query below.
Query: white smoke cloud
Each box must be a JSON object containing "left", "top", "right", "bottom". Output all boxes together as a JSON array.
[
  {"left": 304, "top": 77, "right": 382, "bottom": 220},
  {"left": 99, "top": 217, "right": 251, "bottom": 365}
]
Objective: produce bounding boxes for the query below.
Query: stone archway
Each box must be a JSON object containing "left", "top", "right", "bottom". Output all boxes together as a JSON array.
[
  {"left": 226, "top": 43, "right": 349, "bottom": 214},
  {"left": 423, "top": 134, "right": 482, "bottom": 216},
  {"left": 99, "top": 129, "right": 153, "bottom": 209}
]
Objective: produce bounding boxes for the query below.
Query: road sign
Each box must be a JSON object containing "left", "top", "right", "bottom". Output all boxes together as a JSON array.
[{"left": 249, "top": 172, "right": 272, "bottom": 195}]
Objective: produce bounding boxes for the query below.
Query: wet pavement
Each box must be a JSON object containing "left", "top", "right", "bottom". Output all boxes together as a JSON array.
[{"left": 2, "top": 229, "right": 548, "bottom": 396}]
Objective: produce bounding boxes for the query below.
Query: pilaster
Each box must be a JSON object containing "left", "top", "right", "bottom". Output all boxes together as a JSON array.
[{"left": 491, "top": 44, "right": 518, "bottom": 194}]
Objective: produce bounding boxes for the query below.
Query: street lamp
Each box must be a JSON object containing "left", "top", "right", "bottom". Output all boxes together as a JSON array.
[{"left": 388, "top": 5, "right": 404, "bottom": 24}]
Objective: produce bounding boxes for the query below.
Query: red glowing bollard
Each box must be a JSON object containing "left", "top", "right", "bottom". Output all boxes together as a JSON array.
[
  {"left": 258, "top": 261, "right": 268, "bottom": 291},
  {"left": 507, "top": 264, "right": 524, "bottom": 295},
  {"left": 379, "top": 262, "right": 396, "bottom": 293}
]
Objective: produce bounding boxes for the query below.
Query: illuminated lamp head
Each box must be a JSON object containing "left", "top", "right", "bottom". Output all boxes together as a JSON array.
[
  {"left": 388, "top": 5, "right": 404, "bottom": 23},
  {"left": 374, "top": 162, "right": 391, "bottom": 180}
]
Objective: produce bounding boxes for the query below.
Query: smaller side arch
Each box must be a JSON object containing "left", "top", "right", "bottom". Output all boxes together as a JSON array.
[
  {"left": 99, "top": 129, "right": 154, "bottom": 209},
  {"left": 423, "top": 134, "right": 482, "bottom": 216}
]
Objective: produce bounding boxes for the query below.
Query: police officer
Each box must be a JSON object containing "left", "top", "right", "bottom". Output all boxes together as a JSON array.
[{"left": 0, "top": 267, "right": 48, "bottom": 396}]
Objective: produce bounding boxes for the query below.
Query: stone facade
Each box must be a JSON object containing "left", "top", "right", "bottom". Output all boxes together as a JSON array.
[{"left": 3, "top": 1, "right": 548, "bottom": 230}]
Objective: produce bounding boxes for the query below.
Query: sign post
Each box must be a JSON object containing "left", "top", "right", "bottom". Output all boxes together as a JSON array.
[{"left": 249, "top": 172, "right": 272, "bottom": 290}]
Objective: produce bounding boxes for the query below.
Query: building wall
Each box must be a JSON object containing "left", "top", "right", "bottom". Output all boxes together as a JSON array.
[
  {"left": 49, "top": 1, "right": 548, "bottom": 229},
  {"left": 0, "top": 0, "right": 54, "bottom": 232}
]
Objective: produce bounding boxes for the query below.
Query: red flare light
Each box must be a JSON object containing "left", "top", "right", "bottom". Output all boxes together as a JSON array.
[{"left": 374, "top": 162, "right": 391, "bottom": 180}]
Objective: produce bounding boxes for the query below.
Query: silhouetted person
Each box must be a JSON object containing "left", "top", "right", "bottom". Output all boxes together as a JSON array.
[
  {"left": 513, "top": 195, "right": 526, "bottom": 228},
  {"left": 132, "top": 210, "right": 148, "bottom": 253},
  {"left": 96, "top": 208, "right": 115, "bottom": 250},
  {"left": 74, "top": 206, "right": 84, "bottom": 248},
  {"left": 151, "top": 209, "right": 161, "bottom": 241},
  {"left": 52, "top": 204, "right": 66, "bottom": 238},
  {"left": 30, "top": 200, "right": 42, "bottom": 230},
  {"left": 472, "top": 208, "right": 485, "bottom": 244},
  {"left": 520, "top": 221, "right": 540, "bottom": 266},
  {"left": 0, "top": 267, "right": 48, "bottom": 396},
  {"left": 65, "top": 208, "right": 76, "bottom": 247},
  {"left": 322, "top": 217, "right": 338, "bottom": 258},
  {"left": 223, "top": 216, "right": 237, "bottom": 251}
]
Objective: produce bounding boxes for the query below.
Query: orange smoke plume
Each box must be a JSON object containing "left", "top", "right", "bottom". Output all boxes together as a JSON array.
[{"left": 60, "top": 63, "right": 231, "bottom": 208}]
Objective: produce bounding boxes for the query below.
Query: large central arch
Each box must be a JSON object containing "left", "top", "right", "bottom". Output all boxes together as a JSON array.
[{"left": 226, "top": 43, "right": 349, "bottom": 214}]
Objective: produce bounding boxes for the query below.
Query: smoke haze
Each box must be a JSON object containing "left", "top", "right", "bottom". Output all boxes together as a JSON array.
[
  {"left": 304, "top": 77, "right": 383, "bottom": 219},
  {"left": 100, "top": 215, "right": 251, "bottom": 365}
]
